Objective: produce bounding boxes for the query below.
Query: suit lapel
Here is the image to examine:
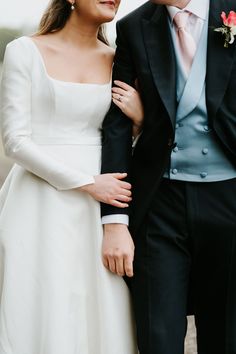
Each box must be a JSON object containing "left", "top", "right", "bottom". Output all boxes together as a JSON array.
[
  {"left": 206, "top": 0, "right": 236, "bottom": 121},
  {"left": 141, "top": 6, "right": 176, "bottom": 129}
]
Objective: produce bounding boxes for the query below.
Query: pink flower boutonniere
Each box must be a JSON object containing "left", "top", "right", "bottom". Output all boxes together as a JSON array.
[{"left": 214, "top": 11, "right": 236, "bottom": 47}]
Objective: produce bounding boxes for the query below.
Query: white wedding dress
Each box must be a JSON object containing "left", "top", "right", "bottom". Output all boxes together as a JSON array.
[{"left": 0, "top": 37, "right": 137, "bottom": 354}]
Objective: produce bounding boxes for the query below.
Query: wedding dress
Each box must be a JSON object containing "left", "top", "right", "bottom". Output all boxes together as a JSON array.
[{"left": 0, "top": 36, "right": 137, "bottom": 354}]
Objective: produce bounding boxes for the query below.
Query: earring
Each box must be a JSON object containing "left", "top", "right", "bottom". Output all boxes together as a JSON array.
[{"left": 71, "top": 1, "right": 75, "bottom": 10}]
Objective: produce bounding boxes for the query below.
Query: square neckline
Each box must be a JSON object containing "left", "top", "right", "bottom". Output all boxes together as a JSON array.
[{"left": 23, "top": 36, "right": 112, "bottom": 87}]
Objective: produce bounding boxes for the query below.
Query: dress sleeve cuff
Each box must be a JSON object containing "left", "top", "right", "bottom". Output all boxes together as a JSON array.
[{"left": 102, "top": 214, "right": 129, "bottom": 226}]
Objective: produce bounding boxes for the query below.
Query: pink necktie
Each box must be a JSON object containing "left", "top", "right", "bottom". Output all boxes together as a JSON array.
[{"left": 174, "top": 11, "right": 197, "bottom": 75}]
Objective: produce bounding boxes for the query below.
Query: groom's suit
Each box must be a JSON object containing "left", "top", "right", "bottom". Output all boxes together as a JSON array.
[{"left": 102, "top": 1, "right": 236, "bottom": 353}]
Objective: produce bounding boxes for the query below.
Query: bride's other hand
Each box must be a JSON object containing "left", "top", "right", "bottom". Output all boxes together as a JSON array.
[
  {"left": 112, "top": 80, "right": 144, "bottom": 138},
  {"left": 80, "top": 173, "right": 132, "bottom": 207}
]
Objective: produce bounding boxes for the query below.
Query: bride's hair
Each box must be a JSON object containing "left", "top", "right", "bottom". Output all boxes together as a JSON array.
[{"left": 37, "top": 0, "right": 109, "bottom": 45}]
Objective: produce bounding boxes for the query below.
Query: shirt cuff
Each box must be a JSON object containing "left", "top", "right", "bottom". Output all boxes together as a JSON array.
[
  {"left": 102, "top": 214, "right": 129, "bottom": 226},
  {"left": 132, "top": 132, "right": 142, "bottom": 148}
]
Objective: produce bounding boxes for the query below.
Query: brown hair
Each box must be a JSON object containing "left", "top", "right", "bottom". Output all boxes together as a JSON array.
[{"left": 37, "top": 0, "right": 109, "bottom": 45}]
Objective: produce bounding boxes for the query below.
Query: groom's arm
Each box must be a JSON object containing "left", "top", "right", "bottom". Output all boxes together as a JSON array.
[
  {"left": 101, "top": 20, "right": 137, "bottom": 277},
  {"left": 101, "top": 20, "right": 136, "bottom": 220}
]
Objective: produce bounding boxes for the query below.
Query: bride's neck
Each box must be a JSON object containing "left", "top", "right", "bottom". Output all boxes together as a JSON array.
[{"left": 58, "top": 14, "right": 100, "bottom": 48}]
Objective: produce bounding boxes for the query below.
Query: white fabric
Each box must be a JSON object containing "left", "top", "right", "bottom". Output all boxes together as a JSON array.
[
  {"left": 1, "top": 37, "right": 98, "bottom": 191},
  {"left": 0, "top": 36, "right": 137, "bottom": 354},
  {"left": 102, "top": 214, "right": 129, "bottom": 225},
  {"left": 167, "top": 0, "right": 209, "bottom": 46}
]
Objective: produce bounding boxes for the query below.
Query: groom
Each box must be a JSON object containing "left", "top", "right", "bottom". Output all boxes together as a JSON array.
[{"left": 101, "top": 0, "right": 236, "bottom": 353}]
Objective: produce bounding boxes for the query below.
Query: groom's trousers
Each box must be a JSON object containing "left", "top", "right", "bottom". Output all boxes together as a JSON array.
[{"left": 131, "top": 177, "right": 236, "bottom": 354}]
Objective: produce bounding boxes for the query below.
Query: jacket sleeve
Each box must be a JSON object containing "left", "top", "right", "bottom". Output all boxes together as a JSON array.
[
  {"left": 0, "top": 39, "right": 95, "bottom": 190},
  {"left": 101, "top": 21, "right": 136, "bottom": 217}
]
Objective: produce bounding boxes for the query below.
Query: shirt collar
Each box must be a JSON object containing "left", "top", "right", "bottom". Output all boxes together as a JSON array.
[{"left": 167, "top": 0, "right": 209, "bottom": 24}]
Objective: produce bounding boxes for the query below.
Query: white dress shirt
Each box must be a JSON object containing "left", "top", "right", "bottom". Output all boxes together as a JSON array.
[{"left": 167, "top": 0, "right": 209, "bottom": 46}]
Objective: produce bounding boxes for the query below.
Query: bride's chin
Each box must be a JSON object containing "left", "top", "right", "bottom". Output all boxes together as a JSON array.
[
  {"left": 103, "top": 15, "right": 116, "bottom": 23},
  {"left": 97, "top": 10, "right": 117, "bottom": 23}
]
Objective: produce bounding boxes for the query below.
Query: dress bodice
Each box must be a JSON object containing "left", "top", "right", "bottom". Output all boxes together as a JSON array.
[
  {"left": 44, "top": 78, "right": 111, "bottom": 142},
  {"left": 24, "top": 37, "right": 112, "bottom": 142}
]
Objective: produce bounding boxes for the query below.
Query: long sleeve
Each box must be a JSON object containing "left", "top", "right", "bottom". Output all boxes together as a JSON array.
[
  {"left": 101, "top": 21, "right": 135, "bottom": 217},
  {"left": 0, "top": 40, "right": 95, "bottom": 190}
]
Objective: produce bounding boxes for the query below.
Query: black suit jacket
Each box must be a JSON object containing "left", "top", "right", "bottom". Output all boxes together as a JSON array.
[{"left": 101, "top": 0, "right": 236, "bottom": 235}]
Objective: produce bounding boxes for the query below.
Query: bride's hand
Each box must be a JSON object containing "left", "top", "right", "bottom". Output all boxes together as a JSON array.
[
  {"left": 112, "top": 80, "right": 144, "bottom": 138},
  {"left": 79, "top": 173, "right": 132, "bottom": 208}
]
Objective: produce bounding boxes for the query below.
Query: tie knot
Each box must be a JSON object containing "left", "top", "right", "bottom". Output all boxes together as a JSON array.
[{"left": 174, "top": 11, "right": 190, "bottom": 30}]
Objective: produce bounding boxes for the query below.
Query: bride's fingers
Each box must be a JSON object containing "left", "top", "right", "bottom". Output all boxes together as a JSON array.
[
  {"left": 114, "top": 179, "right": 131, "bottom": 190},
  {"left": 119, "top": 181, "right": 132, "bottom": 190},
  {"left": 112, "top": 93, "right": 129, "bottom": 105},
  {"left": 112, "top": 87, "right": 129, "bottom": 96},
  {"left": 112, "top": 93, "right": 124, "bottom": 101},
  {"left": 115, "top": 195, "right": 132, "bottom": 202},
  {"left": 108, "top": 257, "right": 116, "bottom": 273},
  {"left": 116, "top": 187, "right": 131, "bottom": 197},
  {"left": 115, "top": 257, "right": 125, "bottom": 276},
  {"left": 114, "top": 80, "right": 135, "bottom": 92},
  {"left": 110, "top": 200, "right": 129, "bottom": 208},
  {"left": 112, "top": 98, "right": 123, "bottom": 109},
  {"left": 102, "top": 256, "right": 109, "bottom": 269},
  {"left": 113, "top": 97, "right": 133, "bottom": 117},
  {"left": 124, "top": 255, "right": 134, "bottom": 277},
  {"left": 120, "top": 189, "right": 132, "bottom": 197}
]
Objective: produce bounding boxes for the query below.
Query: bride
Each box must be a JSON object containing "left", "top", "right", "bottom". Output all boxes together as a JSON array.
[{"left": 0, "top": 0, "right": 144, "bottom": 353}]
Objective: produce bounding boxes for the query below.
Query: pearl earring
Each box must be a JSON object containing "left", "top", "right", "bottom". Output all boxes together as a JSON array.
[{"left": 71, "top": 1, "right": 75, "bottom": 10}]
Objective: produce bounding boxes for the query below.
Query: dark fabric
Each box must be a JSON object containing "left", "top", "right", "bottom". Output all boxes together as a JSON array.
[
  {"left": 101, "top": 1, "right": 236, "bottom": 353},
  {"left": 101, "top": 0, "right": 236, "bottom": 234},
  {"left": 131, "top": 178, "right": 236, "bottom": 354}
]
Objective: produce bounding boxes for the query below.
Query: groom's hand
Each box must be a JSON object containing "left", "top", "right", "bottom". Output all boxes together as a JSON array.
[{"left": 102, "top": 224, "right": 134, "bottom": 277}]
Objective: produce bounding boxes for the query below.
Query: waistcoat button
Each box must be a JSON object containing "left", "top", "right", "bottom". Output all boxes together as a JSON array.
[
  {"left": 200, "top": 172, "right": 208, "bottom": 178},
  {"left": 202, "top": 148, "right": 208, "bottom": 155}
]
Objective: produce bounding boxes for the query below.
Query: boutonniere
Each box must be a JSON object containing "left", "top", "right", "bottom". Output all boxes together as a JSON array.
[{"left": 214, "top": 11, "right": 236, "bottom": 47}]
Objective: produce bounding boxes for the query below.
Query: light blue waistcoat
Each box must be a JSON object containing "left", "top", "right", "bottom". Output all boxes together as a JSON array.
[{"left": 164, "top": 15, "right": 236, "bottom": 182}]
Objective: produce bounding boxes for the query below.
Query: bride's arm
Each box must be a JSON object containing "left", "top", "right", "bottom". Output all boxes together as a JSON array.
[
  {"left": 0, "top": 40, "right": 131, "bottom": 207},
  {"left": 112, "top": 80, "right": 144, "bottom": 138},
  {"left": 0, "top": 40, "right": 95, "bottom": 191}
]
